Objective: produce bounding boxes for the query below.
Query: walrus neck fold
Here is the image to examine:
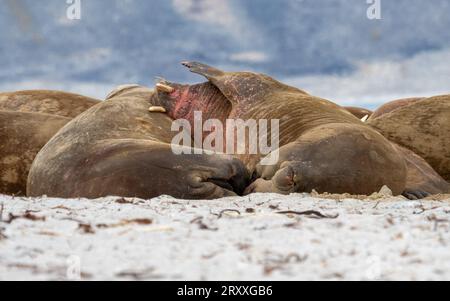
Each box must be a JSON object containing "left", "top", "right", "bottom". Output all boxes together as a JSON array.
[{"left": 154, "top": 82, "right": 231, "bottom": 122}]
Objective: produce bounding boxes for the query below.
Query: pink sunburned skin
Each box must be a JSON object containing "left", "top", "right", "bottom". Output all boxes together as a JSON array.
[
  {"left": 167, "top": 83, "right": 231, "bottom": 125},
  {"left": 161, "top": 82, "right": 232, "bottom": 146}
]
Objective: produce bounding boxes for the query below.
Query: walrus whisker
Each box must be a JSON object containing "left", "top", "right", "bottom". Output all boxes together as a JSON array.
[
  {"left": 156, "top": 83, "right": 175, "bottom": 93},
  {"left": 148, "top": 106, "right": 167, "bottom": 113}
]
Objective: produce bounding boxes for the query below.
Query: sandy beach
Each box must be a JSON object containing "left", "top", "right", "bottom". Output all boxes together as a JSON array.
[{"left": 1, "top": 193, "right": 449, "bottom": 281}]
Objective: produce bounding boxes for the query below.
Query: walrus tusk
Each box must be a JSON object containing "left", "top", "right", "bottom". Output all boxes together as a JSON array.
[
  {"left": 156, "top": 83, "right": 175, "bottom": 93},
  {"left": 148, "top": 106, "right": 167, "bottom": 113},
  {"left": 361, "top": 115, "right": 369, "bottom": 123}
]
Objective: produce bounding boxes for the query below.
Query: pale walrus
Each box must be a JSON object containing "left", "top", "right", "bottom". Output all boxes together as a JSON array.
[
  {"left": 0, "top": 90, "right": 100, "bottom": 196},
  {"left": 152, "top": 62, "right": 408, "bottom": 196},
  {"left": 27, "top": 85, "right": 248, "bottom": 200},
  {"left": 368, "top": 95, "right": 450, "bottom": 182}
]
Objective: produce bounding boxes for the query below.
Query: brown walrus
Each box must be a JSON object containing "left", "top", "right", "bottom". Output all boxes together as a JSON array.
[
  {"left": 0, "top": 111, "right": 71, "bottom": 195},
  {"left": 344, "top": 106, "right": 373, "bottom": 120},
  {"left": 394, "top": 144, "right": 450, "bottom": 198},
  {"left": 0, "top": 90, "right": 99, "bottom": 118},
  {"left": 0, "top": 91, "right": 100, "bottom": 196},
  {"left": 368, "top": 95, "right": 450, "bottom": 182},
  {"left": 152, "top": 62, "right": 409, "bottom": 196},
  {"left": 27, "top": 85, "right": 248, "bottom": 200},
  {"left": 368, "top": 97, "right": 424, "bottom": 120}
]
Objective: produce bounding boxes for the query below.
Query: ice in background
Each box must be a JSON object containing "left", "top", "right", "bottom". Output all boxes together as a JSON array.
[{"left": 0, "top": 0, "right": 449, "bottom": 109}]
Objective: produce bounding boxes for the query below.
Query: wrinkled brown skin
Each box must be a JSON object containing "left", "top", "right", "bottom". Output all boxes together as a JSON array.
[
  {"left": 368, "top": 95, "right": 450, "bottom": 182},
  {"left": 369, "top": 97, "right": 424, "bottom": 120},
  {"left": 0, "top": 90, "right": 100, "bottom": 196},
  {"left": 394, "top": 144, "right": 450, "bottom": 198},
  {"left": 155, "top": 62, "right": 409, "bottom": 196},
  {"left": 27, "top": 86, "right": 248, "bottom": 200},
  {"left": 344, "top": 106, "right": 373, "bottom": 120},
  {"left": 0, "top": 90, "right": 100, "bottom": 118},
  {"left": 0, "top": 111, "right": 71, "bottom": 195}
]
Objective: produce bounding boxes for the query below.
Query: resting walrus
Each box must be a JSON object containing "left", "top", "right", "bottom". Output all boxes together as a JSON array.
[
  {"left": 344, "top": 106, "right": 373, "bottom": 120},
  {"left": 152, "top": 62, "right": 409, "bottom": 196},
  {"left": 368, "top": 95, "right": 450, "bottom": 182},
  {"left": 0, "top": 90, "right": 99, "bottom": 118},
  {"left": 0, "top": 111, "right": 71, "bottom": 195},
  {"left": 0, "top": 90, "right": 100, "bottom": 196},
  {"left": 27, "top": 85, "right": 248, "bottom": 199},
  {"left": 368, "top": 97, "right": 424, "bottom": 120}
]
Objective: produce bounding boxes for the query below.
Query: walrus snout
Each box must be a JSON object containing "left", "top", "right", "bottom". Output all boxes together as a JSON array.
[{"left": 153, "top": 79, "right": 185, "bottom": 116}]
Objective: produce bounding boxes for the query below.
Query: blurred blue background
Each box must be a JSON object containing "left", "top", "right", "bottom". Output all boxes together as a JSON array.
[{"left": 0, "top": 0, "right": 449, "bottom": 108}]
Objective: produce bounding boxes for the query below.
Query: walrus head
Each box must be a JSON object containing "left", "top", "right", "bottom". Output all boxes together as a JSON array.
[{"left": 152, "top": 78, "right": 232, "bottom": 125}]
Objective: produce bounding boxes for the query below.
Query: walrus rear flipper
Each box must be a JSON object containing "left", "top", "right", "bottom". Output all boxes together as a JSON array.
[
  {"left": 181, "top": 61, "right": 225, "bottom": 80},
  {"left": 395, "top": 144, "right": 450, "bottom": 198}
]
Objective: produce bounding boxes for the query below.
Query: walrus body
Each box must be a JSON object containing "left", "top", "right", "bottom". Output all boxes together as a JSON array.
[
  {"left": 369, "top": 97, "right": 424, "bottom": 120},
  {"left": 0, "top": 111, "right": 70, "bottom": 195},
  {"left": 394, "top": 144, "right": 450, "bottom": 198},
  {"left": 344, "top": 106, "right": 373, "bottom": 120},
  {"left": 368, "top": 95, "right": 450, "bottom": 182},
  {"left": 27, "top": 86, "right": 247, "bottom": 199},
  {"left": 0, "top": 90, "right": 100, "bottom": 196},
  {"left": 0, "top": 90, "right": 100, "bottom": 118},
  {"left": 153, "top": 62, "right": 409, "bottom": 196}
]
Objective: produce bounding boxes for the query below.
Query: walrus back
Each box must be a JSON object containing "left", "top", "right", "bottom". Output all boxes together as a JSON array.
[
  {"left": 368, "top": 95, "right": 450, "bottom": 182},
  {"left": 0, "top": 111, "right": 70, "bottom": 196},
  {"left": 0, "top": 90, "right": 100, "bottom": 118}
]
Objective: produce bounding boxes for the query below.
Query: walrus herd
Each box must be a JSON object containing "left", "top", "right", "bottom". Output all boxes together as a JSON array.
[{"left": 1, "top": 62, "right": 449, "bottom": 200}]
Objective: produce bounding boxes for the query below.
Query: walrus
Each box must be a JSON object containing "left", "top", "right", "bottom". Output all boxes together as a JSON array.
[
  {"left": 368, "top": 95, "right": 450, "bottom": 182},
  {"left": 394, "top": 144, "right": 450, "bottom": 198},
  {"left": 368, "top": 97, "right": 424, "bottom": 120},
  {"left": 0, "top": 90, "right": 100, "bottom": 196},
  {"left": 152, "top": 62, "right": 409, "bottom": 196},
  {"left": 344, "top": 106, "right": 373, "bottom": 120},
  {"left": 27, "top": 85, "right": 248, "bottom": 200},
  {"left": 0, "top": 111, "right": 71, "bottom": 195},
  {"left": 0, "top": 90, "right": 100, "bottom": 118}
]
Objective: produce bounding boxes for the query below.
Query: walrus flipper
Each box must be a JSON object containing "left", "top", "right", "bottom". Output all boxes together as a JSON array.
[
  {"left": 395, "top": 144, "right": 450, "bottom": 197},
  {"left": 402, "top": 189, "right": 430, "bottom": 200},
  {"left": 181, "top": 61, "right": 224, "bottom": 80}
]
